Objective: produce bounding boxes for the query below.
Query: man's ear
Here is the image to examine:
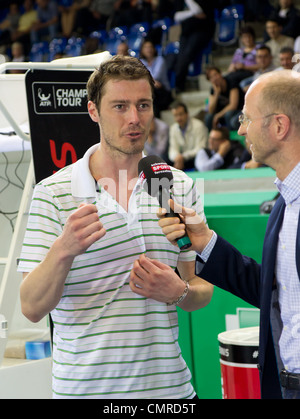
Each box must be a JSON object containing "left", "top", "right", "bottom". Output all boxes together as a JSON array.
[
  {"left": 88, "top": 101, "right": 100, "bottom": 123},
  {"left": 275, "top": 114, "right": 290, "bottom": 141}
]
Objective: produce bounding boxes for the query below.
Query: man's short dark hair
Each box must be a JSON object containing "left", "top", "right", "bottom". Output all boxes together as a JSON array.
[
  {"left": 170, "top": 101, "right": 188, "bottom": 114},
  {"left": 211, "top": 126, "right": 230, "bottom": 140},
  {"left": 87, "top": 55, "right": 155, "bottom": 110}
]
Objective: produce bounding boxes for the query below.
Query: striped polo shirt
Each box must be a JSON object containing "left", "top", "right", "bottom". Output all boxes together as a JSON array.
[{"left": 18, "top": 145, "right": 205, "bottom": 399}]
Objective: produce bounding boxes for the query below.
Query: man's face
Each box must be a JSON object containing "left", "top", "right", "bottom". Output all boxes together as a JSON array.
[
  {"left": 279, "top": 52, "right": 294, "bottom": 69},
  {"left": 172, "top": 106, "right": 188, "bottom": 129},
  {"left": 266, "top": 21, "right": 281, "bottom": 39},
  {"left": 88, "top": 78, "right": 153, "bottom": 157},
  {"left": 208, "top": 130, "right": 223, "bottom": 152},
  {"left": 238, "top": 84, "right": 277, "bottom": 165},
  {"left": 256, "top": 49, "right": 273, "bottom": 70}
]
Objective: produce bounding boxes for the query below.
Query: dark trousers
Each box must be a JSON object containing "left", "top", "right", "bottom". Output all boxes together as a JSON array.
[{"left": 175, "top": 31, "right": 212, "bottom": 91}]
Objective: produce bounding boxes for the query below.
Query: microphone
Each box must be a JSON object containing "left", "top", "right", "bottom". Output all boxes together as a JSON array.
[{"left": 138, "top": 155, "right": 192, "bottom": 250}]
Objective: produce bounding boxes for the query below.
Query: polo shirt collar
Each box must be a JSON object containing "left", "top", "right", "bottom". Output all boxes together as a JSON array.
[{"left": 71, "top": 144, "right": 99, "bottom": 198}]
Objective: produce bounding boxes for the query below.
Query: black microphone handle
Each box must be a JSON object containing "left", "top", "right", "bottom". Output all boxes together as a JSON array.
[{"left": 158, "top": 188, "right": 192, "bottom": 250}]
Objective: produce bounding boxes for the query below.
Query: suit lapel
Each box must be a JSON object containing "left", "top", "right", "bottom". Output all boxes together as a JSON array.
[
  {"left": 296, "top": 211, "right": 300, "bottom": 280},
  {"left": 262, "top": 195, "right": 286, "bottom": 275}
]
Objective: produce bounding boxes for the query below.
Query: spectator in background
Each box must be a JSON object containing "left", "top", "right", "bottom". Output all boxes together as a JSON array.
[
  {"left": 240, "top": 45, "right": 275, "bottom": 92},
  {"left": 8, "top": 41, "right": 26, "bottom": 73},
  {"left": 139, "top": 39, "right": 173, "bottom": 117},
  {"left": 265, "top": 18, "right": 294, "bottom": 67},
  {"left": 205, "top": 66, "right": 244, "bottom": 131},
  {"left": 11, "top": 41, "right": 25, "bottom": 62},
  {"left": 0, "top": 3, "right": 20, "bottom": 47},
  {"left": 173, "top": 0, "right": 216, "bottom": 93},
  {"left": 30, "top": 0, "right": 59, "bottom": 43},
  {"left": 226, "top": 26, "right": 260, "bottom": 85},
  {"left": 10, "top": 0, "right": 37, "bottom": 56},
  {"left": 194, "top": 127, "right": 245, "bottom": 172},
  {"left": 144, "top": 117, "right": 169, "bottom": 162},
  {"left": 268, "top": 0, "right": 300, "bottom": 39},
  {"left": 168, "top": 101, "right": 208, "bottom": 170},
  {"left": 275, "top": 46, "right": 294, "bottom": 70},
  {"left": 116, "top": 40, "right": 129, "bottom": 55}
]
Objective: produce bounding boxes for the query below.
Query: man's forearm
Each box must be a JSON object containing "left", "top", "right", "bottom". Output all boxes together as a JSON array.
[{"left": 20, "top": 238, "right": 74, "bottom": 323}]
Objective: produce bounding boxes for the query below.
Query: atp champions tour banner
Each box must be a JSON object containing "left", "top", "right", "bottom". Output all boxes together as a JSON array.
[{"left": 25, "top": 69, "right": 99, "bottom": 184}]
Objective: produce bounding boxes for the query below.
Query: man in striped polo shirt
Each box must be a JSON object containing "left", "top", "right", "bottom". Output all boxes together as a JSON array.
[{"left": 18, "top": 55, "right": 213, "bottom": 399}]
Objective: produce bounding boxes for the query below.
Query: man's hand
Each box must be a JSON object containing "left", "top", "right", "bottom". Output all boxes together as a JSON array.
[
  {"left": 129, "top": 254, "right": 185, "bottom": 304},
  {"left": 218, "top": 140, "right": 231, "bottom": 157},
  {"left": 174, "top": 154, "right": 185, "bottom": 170},
  {"left": 157, "top": 200, "right": 213, "bottom": 253},
  {"left": 58, "top": 203, "right": 106, "bottom": 258}
]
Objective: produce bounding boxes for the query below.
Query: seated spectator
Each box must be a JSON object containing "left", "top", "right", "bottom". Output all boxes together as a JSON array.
[
  {"left": 0, "top": 3, "right": 20, "bottom": 47},
  {"left": 30, "top": 0, "right": 59, "bottom": 43},
  {"left": 8, "top": 41, "right": 26, "bottom": 73},
  {"left": 58, "top": 0, "right": 77, "bottom": 38},
  {"left": 10, "top": 0, "right": 37, "bottom": 56},
  {"left": 144, "top": 117, "right": 169, "bottom": 162},
  {"left": 139, "top": 39, "right": 173, "bottom": 117},
  {"left": 268, "top": 0, "right": 300, "bottom": 39},
  {"left": 194, "top": 127, "right": 245, "bottom": 172},
  {"left": 226, "top": 26, "right": 260, "bottom": 85},
  {"left": 168, "top": 101, "right": 208, "bottom": 171},
  {"left": 240, "top": 45, "right": 276, "bottom": 92},
  {"left": 265, "top": 18, "right": 294, "bottom": 67},
  {"left": 205, "top": 66, "right": 244, "bottom": 131},
  {"left": 275, "top": 46, "right": 294, "bottom": 70},
  {"left": 11, "top": 41, "right": 25, "bottom": 62}
]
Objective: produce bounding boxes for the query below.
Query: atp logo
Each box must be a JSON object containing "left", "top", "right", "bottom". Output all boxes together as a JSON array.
[{"left": 37, "top": 88, "right": 52, "bottom": 107}]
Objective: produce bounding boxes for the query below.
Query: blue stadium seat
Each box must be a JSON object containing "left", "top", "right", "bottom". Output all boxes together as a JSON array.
[
  {"left": 29, "top": 41, "right": 49, "bottom": 62},
  {"left": 163, "top": 41, "right": 180, "bottom": 88},
  {"left": 104, "top": 38, "right": 121, "bottom": 55},
  {"left": 89, "top": 30, "right": 108, "bottom": 48},
  {"left": 127, "top": 34, "right": 143, "bottom": 56},
  {"left": 151, "top": 17, "right": 173, "bottom": 46},
  {"left": 64, "top": 36, "right": 85, "bottom": 57},
  {"left": 163, "top": 41, "right": 180, "bottom": 56},
  {"left": 214, "top": 4, "right": 244, "bottom": 47},
  {"left": 221, "top": 4, "right": 244, "bottom": 20},
  {"left": 107, "top": 26, "right": 128, "bottom": 41},
  {"left": 214, "top": 17, "right": 239, "bottom": 46},
  {"left": 48, "top": 37, "right": 68, "bottom": 61},
  {"left": 128, "top": 22, "right": 150, "bottom": 38},
  {"left": 188, "top": 40, "right": 212, "bottom": 77}
]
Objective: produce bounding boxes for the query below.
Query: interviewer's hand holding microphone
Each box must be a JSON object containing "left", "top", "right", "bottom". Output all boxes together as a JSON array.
[
  {"left": 157, "top": 200, "right": 214, "bottom": 254},
  {"left": 136, "top": 154, "right": 213, "bottom": 254}
]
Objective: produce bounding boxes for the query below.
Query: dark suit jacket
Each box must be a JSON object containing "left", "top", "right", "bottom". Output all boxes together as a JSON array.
[{"left": 197, "top": 195, "right": 300, "bottom": 399}]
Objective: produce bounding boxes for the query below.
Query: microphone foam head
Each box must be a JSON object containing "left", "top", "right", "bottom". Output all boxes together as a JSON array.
[{"left": 138, "top": 155, "right": 173, "bottom": 196}]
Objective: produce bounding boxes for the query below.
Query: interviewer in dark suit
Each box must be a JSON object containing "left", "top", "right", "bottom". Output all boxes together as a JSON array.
[{"left": 157, "top": 69, "right": 300, "bottom": 399}]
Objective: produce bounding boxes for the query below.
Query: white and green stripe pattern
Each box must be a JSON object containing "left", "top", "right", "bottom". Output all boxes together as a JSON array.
[{"left": 18, "top": 157, "right": 204, "bottom": 399}]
